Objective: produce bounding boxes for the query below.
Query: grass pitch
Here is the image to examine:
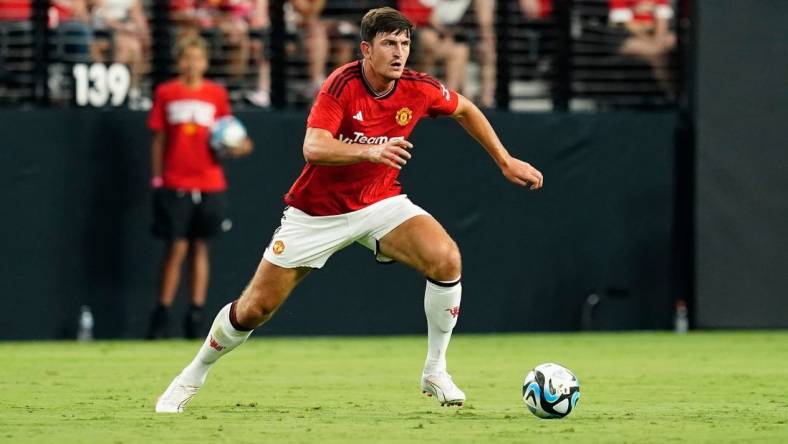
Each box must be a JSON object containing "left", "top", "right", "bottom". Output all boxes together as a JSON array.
[{"left": 2, "top": 332, "right": 788, "bottom": 443}]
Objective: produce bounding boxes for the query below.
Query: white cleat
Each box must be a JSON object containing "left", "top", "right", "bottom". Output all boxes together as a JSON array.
[
  {"left": 421, "top": 372, "right": 466, "bottom": 407},
  {"left": 155, "top": 374, "right": 200, "bottom": 413}
]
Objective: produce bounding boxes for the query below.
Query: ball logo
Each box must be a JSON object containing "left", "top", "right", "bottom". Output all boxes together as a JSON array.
[
  {"left": 272, "top": 240, "right": 285, "bottom": 255},
  {"left": 395, "top": 107, "right": 413, "bottom": 126},
  {"left": 183, "top": 123, "right": 197, "bottom": 135}
]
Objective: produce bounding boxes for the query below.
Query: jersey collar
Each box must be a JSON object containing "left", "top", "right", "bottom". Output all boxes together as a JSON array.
[{"left": 359, "top": 60, "right": 398, "bottom": 100}]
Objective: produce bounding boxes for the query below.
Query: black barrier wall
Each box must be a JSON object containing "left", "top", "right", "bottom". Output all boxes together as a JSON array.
[
  {"left": 0, "top": 110, "right": 676, "bottom": 339},
  {"left": 695, "top": 1, "right": 788, "bottom": 328}
]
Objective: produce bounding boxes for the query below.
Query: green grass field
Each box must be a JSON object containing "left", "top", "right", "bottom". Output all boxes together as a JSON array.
[{"left": 3, "top": 332, "right": 788, "bottom": 443}]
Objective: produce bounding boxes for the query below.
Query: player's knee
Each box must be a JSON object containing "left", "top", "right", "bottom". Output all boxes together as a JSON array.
[
  {"left": 238, "top": 298, "right": 278, "bottom": 327},
  {"left": 247, "top": 301, "right": 278, "bottom": 323},
  {"left": 238, "top": 288, "right": 281, "bottom": 326},
  {"left": 429, "top": 241, "right": 462, "bottom": 282},
  {"left": 166, "top": 240, "right": 190, "bottom": 262}
]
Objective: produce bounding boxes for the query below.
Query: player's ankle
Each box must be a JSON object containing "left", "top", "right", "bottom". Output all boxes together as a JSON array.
[
  {"left": 180, "top": 359, "right": 209, "bottom": 386},
  {"left": 423, "top": 360, "right": 446, "bottom": 376}
]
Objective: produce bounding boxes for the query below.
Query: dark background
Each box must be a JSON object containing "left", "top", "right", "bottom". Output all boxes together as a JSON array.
[
  {"left": 694, "top": 0, "right": 788, "bottom": 328},
  {"left": 0, "top": 111, "right": 677, "bottom": 338}
]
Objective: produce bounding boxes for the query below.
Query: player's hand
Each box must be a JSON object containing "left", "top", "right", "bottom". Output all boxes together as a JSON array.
[
  {"left": 227, "top": 138, "right": 254, "bottom": 158},
  {"left": 365, "top": 138, "right": 414, "bottom": 170},
  {"left": 501, "top": 156, "right": 543, "bottom": 190}
]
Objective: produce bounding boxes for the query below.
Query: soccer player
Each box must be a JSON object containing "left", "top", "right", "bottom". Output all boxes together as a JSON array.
[
  {"left": 156, "top": 7, "right": 542, "bottom": 412},
  {"left": 147, "top": 36, "right": 253, "bottom": 340}
]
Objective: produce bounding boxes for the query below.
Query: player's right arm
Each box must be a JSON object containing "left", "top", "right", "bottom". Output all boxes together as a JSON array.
[
  {"left": 303, "top": 127, "right": 413, "bottom": 169},
  {"left": 151, "top": 131, "right": 165, "bottom": 184},
  {"left": 148, "top": 85, "right": 166, "bottom": 187}
]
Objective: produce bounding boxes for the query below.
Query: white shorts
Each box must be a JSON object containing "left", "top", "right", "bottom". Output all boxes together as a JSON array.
[{"left": 263, "top": 194, "right": 430, "bottom": 268}]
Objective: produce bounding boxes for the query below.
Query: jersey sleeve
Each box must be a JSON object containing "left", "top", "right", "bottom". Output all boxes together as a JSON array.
[
  {"left": 147, "top": 85, "right": 166, "bottom": 131},
  {"left": 423, "top": 76, "right": 459, "bottom": 118},
  {"left": 306, "top": 91, "right": 344, "bottom": 134}
]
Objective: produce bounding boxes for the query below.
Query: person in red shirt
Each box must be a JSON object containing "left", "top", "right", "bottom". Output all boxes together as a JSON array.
[
  {"left": 155, "top": 7, "right": 543, "bottom": 413},
  {"left": 146, "top": 36, "right": 253, "bottom": 340},
  {"left": 609, "top": 0, "right": 676, "bottom": 95},
  {"left": 398, "top": 0, "right": 470, "bottom": 100}
]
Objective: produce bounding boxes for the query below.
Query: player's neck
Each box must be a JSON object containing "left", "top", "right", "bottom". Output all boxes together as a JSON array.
[
  {"left": 361, "top": 60, "right": 395, "bottom": 96},
  {"left": 180, "top": 76, "right": 204, "bottom": 90}
]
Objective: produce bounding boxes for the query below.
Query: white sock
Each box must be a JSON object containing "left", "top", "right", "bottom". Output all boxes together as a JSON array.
[
  {"left": 423, "top": 278, "right": 462, "bottom": 376},
  {"left": 180, "top": 302, "right": 253, "bottom": 386}
]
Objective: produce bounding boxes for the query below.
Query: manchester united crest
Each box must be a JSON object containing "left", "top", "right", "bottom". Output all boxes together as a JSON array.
[
  {"left": 272, "top": 240, "right": 285, "bottom": 255},
  {"left": 395, "top": 107, "right": 413, "bottom": 126}
]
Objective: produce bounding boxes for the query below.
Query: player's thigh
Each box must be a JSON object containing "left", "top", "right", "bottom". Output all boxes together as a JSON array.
[
  {"left": 263, "top": 206, "right": 352, "bottom": 269},
  {"left": 377, "top": 215, "right": 461, "bottom": 279},
  {"left": 237, "top": 258, "right": 312, "bottom": 317}
]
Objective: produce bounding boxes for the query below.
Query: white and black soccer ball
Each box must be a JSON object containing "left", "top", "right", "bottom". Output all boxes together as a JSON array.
[
  {"left": 522, "top": 363, "right": 581, "bottom": 419},
  {"left": 210, "top": 115, "right": 247, "bottom": 152}
]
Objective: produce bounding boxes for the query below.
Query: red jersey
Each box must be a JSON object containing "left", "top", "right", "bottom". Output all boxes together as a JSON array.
[
  {"left": 285, "top": 60, "right": 459, "bottom": 216},
  {"left": 147, "top": 79, "right": 231, "bottom": 192},
  {"left": 609, "top": 0, "right": 673, "bottom": 24}
]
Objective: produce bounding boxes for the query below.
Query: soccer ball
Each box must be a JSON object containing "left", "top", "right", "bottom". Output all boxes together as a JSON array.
[
  {"left": 210, "top": 116, "right": 247, "bottom": 152},
  {"left": 522, "top": 363, "right": 580, "bottom": 419}
]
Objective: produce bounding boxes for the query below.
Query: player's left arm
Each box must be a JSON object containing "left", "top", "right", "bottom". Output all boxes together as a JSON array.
[{"left": 451, "top": 94, "right": 544, "bottom": 189}]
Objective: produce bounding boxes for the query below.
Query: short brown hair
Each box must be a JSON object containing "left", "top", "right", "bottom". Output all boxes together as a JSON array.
[
  {"left": 360, "top": 7, "right": 413, "bottom": 43},
  {"left": 174, "top": 35, "right": 210, "bottom": 60}
]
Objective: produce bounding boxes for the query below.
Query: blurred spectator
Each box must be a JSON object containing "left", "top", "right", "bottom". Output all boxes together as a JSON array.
[
  {"left": 289, "top": 0, "right": 329, "bottom": 98},
  {"left": 245, "top": 0, "right": 271, "bottom": 107},
  {"left": 473, "top": 0, "right": 494, "bottom": 107},
  {"left": 170, "top": 0, "right": 213, "bottom": 36},
  {"left": 50, "top": 0, "right": 94, "bottom": 62},
  {"left": 318, "top": 1, "right": 364, "bottom": 74},
  {"left": 89, "top": 0, "right": 150, "bottom": 106},
  {"left": 399, "top": 0, "right": 469, "bottom": 96},
  {"left": 214, "top": 0, "right": 251, "bottom": 84},
  {"left": 519, "top": 0, "right": 551, "bottom": 20},
  {"left": 288, "top": 0, "right": 369, "bottom": 99},
  {"left": 0, "top": 0, "right": 32, "bottom": 21},
  {"left": 171, "top": 0, "right": 271, "bottom": 107},
  {"left": 609, "top": 0, "right": 676, "bottom": 95}
]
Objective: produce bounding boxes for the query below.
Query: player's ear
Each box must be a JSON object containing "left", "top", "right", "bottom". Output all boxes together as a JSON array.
[{"left": 360, "top": 40, "right": 371, "bottom": 58}]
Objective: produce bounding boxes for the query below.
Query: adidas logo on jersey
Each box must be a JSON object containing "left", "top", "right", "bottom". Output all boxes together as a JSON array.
[{"left": 352, "top": 111, "right": 363, "bottom": 121}]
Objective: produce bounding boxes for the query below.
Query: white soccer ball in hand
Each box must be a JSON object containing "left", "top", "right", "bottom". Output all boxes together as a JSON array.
[
  {"left": 522, "top": 363, "right": 581, "bottom": 419},
  {"left": 210, "top": 116, "right": 247, "bottom": 151}
]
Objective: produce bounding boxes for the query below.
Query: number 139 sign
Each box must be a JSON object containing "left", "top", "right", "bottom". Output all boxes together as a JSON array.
[{"left": 73, "top": 63, "right": 131, "bottom": 107}]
